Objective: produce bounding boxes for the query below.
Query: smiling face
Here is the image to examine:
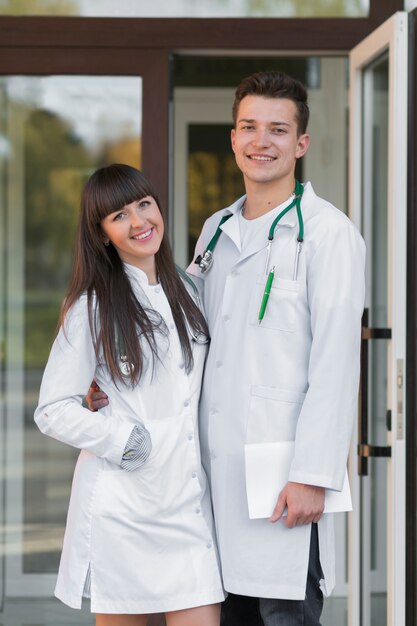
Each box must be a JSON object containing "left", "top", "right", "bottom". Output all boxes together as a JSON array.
[
  {"left": 231, "top": 95, "right": 310, "bottom": 195},
  {"left": 100, "top": 196, "right": 164, "bottom": 282}
]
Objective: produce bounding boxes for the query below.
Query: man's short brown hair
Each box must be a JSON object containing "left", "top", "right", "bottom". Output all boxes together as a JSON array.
[{"left": 232, "top": 71, "right": 309, "bottom": 135}]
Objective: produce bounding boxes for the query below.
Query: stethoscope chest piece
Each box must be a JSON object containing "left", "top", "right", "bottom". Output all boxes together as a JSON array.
[
  {"left": 194, "top": 213, "right": 233, "bottom": 274},
  {"left": 195, "top": 250, "right": 214, "bottom": 274},
  {"left": 119, "top": 355, "right": 134, "bottom": 377}
]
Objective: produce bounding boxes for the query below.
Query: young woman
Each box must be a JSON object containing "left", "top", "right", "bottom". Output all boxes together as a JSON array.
[{"left": 34, "top": 164, "right": 224, "bottom": 626}]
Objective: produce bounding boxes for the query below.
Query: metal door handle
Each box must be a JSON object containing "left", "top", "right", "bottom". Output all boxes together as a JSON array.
[
  {"left": 358, "top": 308, "right": 392, "bottom": 476},
  {"left": 357, "top": 444, "right": 391, "bottom": 458},
  {"left": 361, "top": 327, "right": 392, "bottom": 340}
]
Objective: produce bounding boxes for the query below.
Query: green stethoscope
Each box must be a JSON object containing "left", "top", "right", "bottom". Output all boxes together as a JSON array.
[{"left": 195, "top": 180, "right": 304, "bottom": 324}]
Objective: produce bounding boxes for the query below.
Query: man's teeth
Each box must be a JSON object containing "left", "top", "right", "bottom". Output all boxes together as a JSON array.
[
  {"left": 134, "top": 229, "right": 152, "bottom": 240},
  {"left": 250, "top": 155, "right": 274, "bottom": 161}
]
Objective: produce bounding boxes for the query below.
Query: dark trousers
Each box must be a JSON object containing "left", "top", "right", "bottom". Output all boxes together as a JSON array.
[{"left": 221, "top": 524, "right": 323, "bottom": 626}]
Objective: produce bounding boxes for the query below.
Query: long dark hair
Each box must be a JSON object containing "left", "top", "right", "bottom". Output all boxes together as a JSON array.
[{"left": 61, "top": 164, "right": 208, "bottom": 385}]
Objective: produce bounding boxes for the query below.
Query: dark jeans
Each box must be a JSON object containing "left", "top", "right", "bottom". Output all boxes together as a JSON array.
[{"left": 221, "top": 524, "right": 323, "bottom": 626}]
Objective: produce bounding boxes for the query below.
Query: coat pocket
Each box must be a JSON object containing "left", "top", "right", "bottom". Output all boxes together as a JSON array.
[
  {"left": 249, "top": 275, "right": 299, "bottom": 331},
  {"left": 246, "top": 385, "right": 306, "bottom": 444},
  {"left": 94, "top": 415, "right": 188, "bottom": 521}
]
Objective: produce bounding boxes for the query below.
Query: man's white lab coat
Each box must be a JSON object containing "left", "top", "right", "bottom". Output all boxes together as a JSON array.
[{"left": 188, "top": 183, "right": 366, "bottom": 600}]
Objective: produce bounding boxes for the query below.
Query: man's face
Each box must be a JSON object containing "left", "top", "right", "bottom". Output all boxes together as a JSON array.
[{"left": 231, "top": 95, "right": 310, "bottom": 189}]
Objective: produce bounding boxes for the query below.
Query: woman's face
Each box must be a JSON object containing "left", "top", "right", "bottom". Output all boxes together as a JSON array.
[{"left": 100, "top": 196, "right": 164, "bottom": 277}]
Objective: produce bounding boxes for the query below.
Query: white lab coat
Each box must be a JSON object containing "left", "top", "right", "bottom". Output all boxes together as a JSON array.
[
  {"left": 187, "top": 183, "right": 365, "bottom": 600},
  {"left": 34, "top": 264, "right": 225, "bottom": 614}
]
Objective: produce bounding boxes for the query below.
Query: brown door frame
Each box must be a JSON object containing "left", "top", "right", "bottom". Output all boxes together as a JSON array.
[{"left": 0, "top": 0, "right": 403, "bottom": 210}]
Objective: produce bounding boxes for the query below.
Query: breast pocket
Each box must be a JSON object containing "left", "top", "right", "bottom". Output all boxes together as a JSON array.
[
  {"left": 249, "top": 274, "right": 299, "bottom": 331},
  {"left": 246, "top": 385, "right": 306, "bottom": 444}
]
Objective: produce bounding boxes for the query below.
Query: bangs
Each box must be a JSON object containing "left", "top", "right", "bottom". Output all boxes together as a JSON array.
[{"left": 84, "top": 164, "right": 158, "bottom": 223}]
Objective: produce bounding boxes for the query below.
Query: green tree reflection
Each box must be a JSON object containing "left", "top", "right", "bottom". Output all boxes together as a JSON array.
[
  {"left": 24, "top": 108, "right": 94, "bottom": 367},
  {"left": 201, "top": 0, "right": 365, "bottom": 16},
  {"left": 0, "top": 0, "right": 368, "bottom": 18},
  {"left": 0, "top": 0, "right": 77, "bottom": 15}
]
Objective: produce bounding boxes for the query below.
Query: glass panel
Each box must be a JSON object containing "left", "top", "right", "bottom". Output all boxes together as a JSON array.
[
  {"left": 1, "top": 74, "right": 141, "bottom": 617},
  {"left": 361, "top": 53, "right": 389, "bottom": 626},
  {"left": 188, "top": 124, "right": 244, "bottom": 262},
  {"left": 0, "top": 0, "right": 370, "bottom": 18},
  {"left": 174, "top": 57, "right": 319, "bottom": 88}
]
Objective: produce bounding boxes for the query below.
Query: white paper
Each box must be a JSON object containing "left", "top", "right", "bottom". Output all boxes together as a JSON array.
[{"left": 244, "top": 441, "right": 352, "bottom": 519}]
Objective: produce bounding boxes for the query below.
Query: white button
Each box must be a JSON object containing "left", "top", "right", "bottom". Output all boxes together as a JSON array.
[
  {"left": 187, "top": 433, "right": 193, "bottom": 441},
  {"left": 155, "top": 287, "right": 161, "bottom": 293},
  {"left": 195, "top": 507, "right": 201, "bottom": 514},
  {"left": 184, "top": 399, "right": 190, "bottom": 407},
  {"left": 215, "top": 361, "right": 223, "bottom": 368},
  {"left": 170, "top": 323, "right": 175, "bottom": 330},
  {"left": 192, "top": 472, "right": 197, "bottom": 478},
  {"left": 209, "top": 407, "right": 218, "bottom": 415},
  {"left": 222, "top": 315, "right": 230, "bottom": 322},
  {"left": 206, "top": 542, "right": 212, "bottom": 549},
  {"left": 179, "top": 362, "right": 185, "bottom": 369},
  {"left": 210, "top": 450, "right": 216, "bottom": 460}
]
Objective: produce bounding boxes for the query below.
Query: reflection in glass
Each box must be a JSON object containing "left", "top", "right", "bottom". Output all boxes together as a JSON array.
[
  {"left": 187, "top": 124, "right": 244, "bottom": 262},
  {"left": 0, "top": 0, "right": 370, "bottom": 17},
  {"left": 0, "top": 75, "right": 141, "bottom": 579}
]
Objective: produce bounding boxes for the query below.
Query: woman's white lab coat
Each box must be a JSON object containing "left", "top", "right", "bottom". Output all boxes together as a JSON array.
[
  {"left": 187, "top": 183, "right": 365, "bottom": 600},
  {"left": 34, "top": 264, "right": 224, "bottom": 614}
]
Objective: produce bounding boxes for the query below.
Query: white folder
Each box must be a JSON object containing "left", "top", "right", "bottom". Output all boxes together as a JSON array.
[{"left": 244, "top": 441, "right": 352, "bottom": 519}]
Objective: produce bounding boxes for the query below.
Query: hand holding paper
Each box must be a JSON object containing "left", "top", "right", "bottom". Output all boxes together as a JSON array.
[
  {"left": 245, "top": 441, "right": 352, "bottom": 521},
  {"left": 270, "top": 481, "right": 325, "bottom": 527}
]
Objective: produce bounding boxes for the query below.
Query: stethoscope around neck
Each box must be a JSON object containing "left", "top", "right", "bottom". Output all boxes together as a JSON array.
[{"left": 194, "top": 179, "right": 304, "bottom": 323}]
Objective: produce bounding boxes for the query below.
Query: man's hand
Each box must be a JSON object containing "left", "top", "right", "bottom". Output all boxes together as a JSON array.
[
  {"left": 85, "top": 381, "right": 109, "bottom": 412},
  {"left": 269, "top": 482, "right": 325, "bottom": 529}
]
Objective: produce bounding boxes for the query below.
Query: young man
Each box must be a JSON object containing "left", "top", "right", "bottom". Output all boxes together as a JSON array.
[{"left": 186, "top": 71, "right": 365, "bottom": 626}]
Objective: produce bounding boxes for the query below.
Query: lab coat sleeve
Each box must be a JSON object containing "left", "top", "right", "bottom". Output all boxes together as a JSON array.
[
  {"left": 34, "top": 296, "right": 134, "bottom": 466},
  {"left": 288, "top": 219, "right": 366, "bottom": 491}
]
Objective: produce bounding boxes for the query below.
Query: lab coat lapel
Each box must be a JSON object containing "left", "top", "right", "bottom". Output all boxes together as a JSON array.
[{"left": 220, "top": 210, "right": 241, "bottom": 252}]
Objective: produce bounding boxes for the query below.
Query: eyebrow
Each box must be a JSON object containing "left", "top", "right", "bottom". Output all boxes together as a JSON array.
[{"left": 237, "top": 118, "right": 291, "bottom": 127}]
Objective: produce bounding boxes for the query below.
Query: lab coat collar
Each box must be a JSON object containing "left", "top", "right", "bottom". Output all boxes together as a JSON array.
[
  {"left": 219, "top": 196, "right": 245, "bottom": 252},
  {"left": 220, "top": 190, "right": 302, "bottom": 265},
  {"left": 123, "top": 262, "right": 158, "bottom": 288}
]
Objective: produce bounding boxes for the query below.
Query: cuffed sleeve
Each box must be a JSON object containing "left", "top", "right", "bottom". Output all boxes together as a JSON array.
[{"left": 121, "top": 424, "right": 152, "bottom": 471}]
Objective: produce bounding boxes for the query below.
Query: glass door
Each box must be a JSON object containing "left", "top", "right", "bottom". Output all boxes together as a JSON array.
[
  {"left": 349, "top": 12, "right": 408, "bottom": 626},
  {"left": 0, "top": 74, "right": 141, "bottom": 622}
]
